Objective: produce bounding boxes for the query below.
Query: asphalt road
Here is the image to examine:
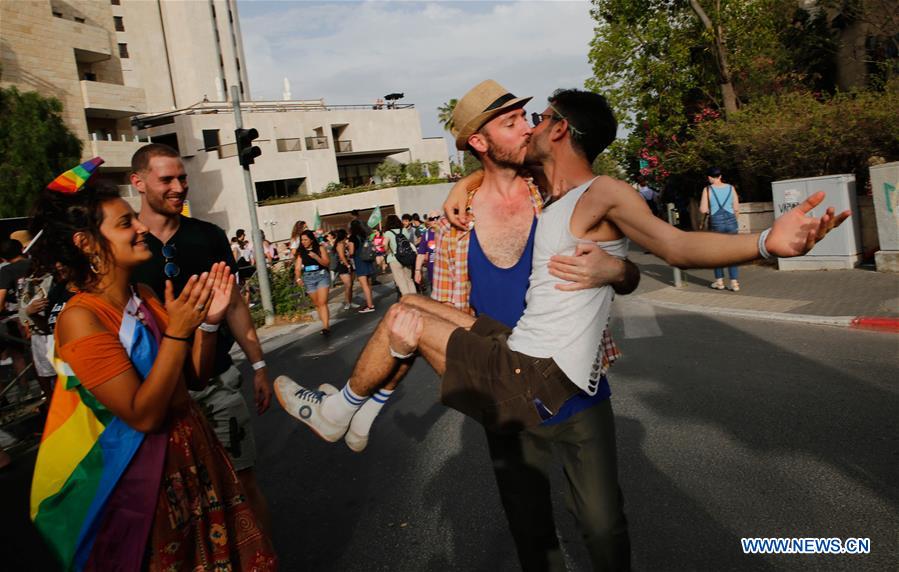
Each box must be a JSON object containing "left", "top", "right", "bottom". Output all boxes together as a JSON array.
[{"left": 4, "top": 296, "right": 897, "bottom": 571}]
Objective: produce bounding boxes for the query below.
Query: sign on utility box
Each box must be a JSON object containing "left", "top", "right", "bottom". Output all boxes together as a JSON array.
[
  {"left": 869, "top": 161, "right": 899, "bottom": 272},
  {"left": 771, "top": 174, "right": 861, "bottom": 270}
]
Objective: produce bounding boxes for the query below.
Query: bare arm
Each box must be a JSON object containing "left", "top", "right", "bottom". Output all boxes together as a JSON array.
[
  {"left": 59, "top": 273, "right": 216, "bottom": 432},
  {"left": 548, "top": 244, "right": 641, "bottom": 294},
  {"left": 732, "top": 187, "right": 741, "bottom": 216},
  {"left": 225, "top": 284, "right": 272, "bottom": 414},
  {"left": 699, "top": 187, "right": 710, "bottom": 214},
  {"left": 443, "top": 170, "right": 484, "bottom": 229},
  {"left": 597, "top": 177, "right": 849, "bottom": 268}
]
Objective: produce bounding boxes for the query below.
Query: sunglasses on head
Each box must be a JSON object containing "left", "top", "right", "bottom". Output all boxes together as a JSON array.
[
  {"left": 162, "top": 244, "right": 180, "bottom": 278},
  {"left": 428, "top": 216, "right": 440, "bottom": 221}
]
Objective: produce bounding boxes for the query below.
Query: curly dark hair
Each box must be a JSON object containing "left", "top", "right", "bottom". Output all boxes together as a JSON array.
[{"left": 28, "top": 182, "right": 122, "bottom": 290}]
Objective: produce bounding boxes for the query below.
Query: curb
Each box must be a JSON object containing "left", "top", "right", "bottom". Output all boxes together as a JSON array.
[
  {"left": 850, "top": 316, "right": 899, "bottom": 333},
  {"left": 639, "top": 298, "right": 856, "bottom": 328}
]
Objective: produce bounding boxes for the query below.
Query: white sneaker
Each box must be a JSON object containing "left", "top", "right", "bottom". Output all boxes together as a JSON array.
[
  {"left": 274, "top": 376, "right": 347, "bottom": 442},
  {"left": 342, "top": 303, "right": 351, "bottom": 311},
  {"left": 345, "top": 401, "right": 376, "bottom": 453}
]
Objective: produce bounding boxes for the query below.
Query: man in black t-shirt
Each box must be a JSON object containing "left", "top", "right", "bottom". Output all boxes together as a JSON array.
[{"left": 130, "top": 143, "right": 273, "bottom": 534}]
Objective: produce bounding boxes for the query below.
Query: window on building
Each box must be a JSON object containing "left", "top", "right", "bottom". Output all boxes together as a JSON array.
[
  {"left": 83, "top": 71, "right": 97, "bottom": 81},
  {"left": 255, "top": 178, "right": 307, "bottom": 203},
  {"left": 114, "top": 16, "right": 124, "bottom": 31},
  {"left": 111, "top": 0, "right": 121, "bottom": 5},
  {"left": 239, "top": 81, "right": 245, "bottom": 95},
  {"left": 52, "top": 11, "right": 63, "bottom": 18},
  {"left": 236, "top": 58, "right": 241, "bottom": 71},
  {"left": 118, "top": 43, "right": 129, "bottom": 58},
  {"left": 338, "top": 163, "right": 380, "bottom": 188},
  {"left": 74, "top": 16, "right": 85, "bottom": 23},
  {"left": 202, "top": 130, "right": 221, "bottom": 152}
]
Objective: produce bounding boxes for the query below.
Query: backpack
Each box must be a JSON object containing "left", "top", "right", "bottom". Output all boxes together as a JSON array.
[
  {"left": 390, "top": 230, "right": 417, "bottom": 268},
  {"left": 358, "top": 236, "right": 375, "bottom": 262}
]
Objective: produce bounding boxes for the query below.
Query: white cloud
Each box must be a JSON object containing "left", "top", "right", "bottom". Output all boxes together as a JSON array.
[{"left": 237, "top": 0, "right": 596, "bottom": 146}]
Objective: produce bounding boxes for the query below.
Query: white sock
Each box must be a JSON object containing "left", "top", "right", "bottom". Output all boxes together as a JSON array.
[
  {"left": 321, "top": 383, "right": 368, "bottom": 426},
  {"left": 349, "top": 388, "right": 394, "bottom": 436}
]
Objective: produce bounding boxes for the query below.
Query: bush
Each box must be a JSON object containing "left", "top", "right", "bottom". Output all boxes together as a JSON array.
[
  {"left": 323, "top": 181, "right": 346, "bottom": 194},
  {"left": 667, "top": 88, "right": 899, "bottom": 200},
  {"left": 247, "top": 262, "right": 312, "bottom": 327}
]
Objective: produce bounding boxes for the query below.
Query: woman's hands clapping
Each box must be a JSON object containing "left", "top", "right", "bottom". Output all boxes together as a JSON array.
[{"left": 164, "top": 262, "right": 234, "bottom": 338}]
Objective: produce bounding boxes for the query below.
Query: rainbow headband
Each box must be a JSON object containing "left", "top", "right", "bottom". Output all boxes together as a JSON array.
[
  {"left": 26, "top": 157, "right": 105, "bottom": 253},
  {"left": 46, "top": 157, "right": 104, "bottom": 193}
]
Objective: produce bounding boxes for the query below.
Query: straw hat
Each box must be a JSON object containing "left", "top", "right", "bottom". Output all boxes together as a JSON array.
[{"left": 451, "top": 80, "right": 532, "bottom": 151}]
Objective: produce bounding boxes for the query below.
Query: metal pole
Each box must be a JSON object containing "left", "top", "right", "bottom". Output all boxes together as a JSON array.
[
  {"left": 231, "top": 86, "right": 274, "bottom": 325},
  {"left": 666, "top": 202, "right": 684, "bottom": 288}
]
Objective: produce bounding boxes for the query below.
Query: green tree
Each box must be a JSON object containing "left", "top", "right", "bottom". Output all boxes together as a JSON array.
[
  {"left": 405, "top": 159, "right": 425, "bottom": 179},
  {"left": 587, "top": 0, "right": 839, "bottom": 185},
  {"left": 0, "top": 86, "right": 82, "bottom": 217},
  {"left": 437, "top": 99, "right": 458, "bottom": 132},
  {"left": 426, "top": 160, "right": 441, "bottom": 178},
  {"left": 375, "top": 160, "right": 404, "bottom": 183}
]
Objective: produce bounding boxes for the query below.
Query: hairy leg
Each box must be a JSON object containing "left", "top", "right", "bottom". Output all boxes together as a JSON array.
[{"left": 346, "top": 298, "right": 475, "bottom": 395}]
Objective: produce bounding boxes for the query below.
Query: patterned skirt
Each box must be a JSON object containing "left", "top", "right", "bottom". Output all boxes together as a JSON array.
[{"left": 146, "top": 403, "right": 277, "bottom": 571}]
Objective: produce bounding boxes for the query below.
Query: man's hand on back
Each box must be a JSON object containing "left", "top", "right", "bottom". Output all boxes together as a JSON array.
[{"left": 549, "top": 242, "right": 640, "bottom": 294}]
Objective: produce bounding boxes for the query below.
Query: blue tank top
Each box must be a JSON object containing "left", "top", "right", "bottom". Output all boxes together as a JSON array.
[
  {"left": 468, "top": 217, "right": 610, "bottom": 425},
  {"left": 468, "top": 218, "right": 536, "bottom": 329},
  {"left": 709, "top": 185, "right": 734, "bottom": 215}
]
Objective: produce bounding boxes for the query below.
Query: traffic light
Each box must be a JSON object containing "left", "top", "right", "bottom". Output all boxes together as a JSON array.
[{"left": 235, "top": 128, "right": 261, "bottom": 167}]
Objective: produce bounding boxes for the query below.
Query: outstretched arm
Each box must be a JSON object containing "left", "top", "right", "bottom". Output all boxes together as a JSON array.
[{"left": 601, "top": 178, "right": 849, "bottom": 268}]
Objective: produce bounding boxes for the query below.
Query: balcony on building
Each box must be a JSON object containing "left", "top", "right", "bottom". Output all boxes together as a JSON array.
[
  {"left": 305, "top": 136, "right": 329, "bottom": 151},
  {"left": 88, "top": 130, "right": 148, "bottom": 169},
  {"left": 81, "top": 80, "right": 147, "bottom": 118}
]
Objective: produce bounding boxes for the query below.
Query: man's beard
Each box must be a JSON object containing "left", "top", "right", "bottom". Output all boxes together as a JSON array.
[{"left": 483, "top": 133, "right": 526, "bottom": 170}]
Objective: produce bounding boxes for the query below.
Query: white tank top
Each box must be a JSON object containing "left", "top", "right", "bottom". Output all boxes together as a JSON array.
[{"left": 507, "top": 178, "right": 628, "bottom": 395}]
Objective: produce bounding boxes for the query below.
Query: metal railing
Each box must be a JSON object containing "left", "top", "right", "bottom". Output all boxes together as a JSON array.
[
  {"left": 90, "top": 132, "right": 145, "bottom": 142},
  {"left": 305, "top": 136, "right": 329, "bottom": 150},
  {"left": 276, "top": 138, "right": 302, "bottom": 152}
]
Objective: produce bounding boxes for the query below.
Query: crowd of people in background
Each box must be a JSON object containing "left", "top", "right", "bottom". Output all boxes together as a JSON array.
[{"left": 267, "top": 209, "right": 439, "bottom": 329}]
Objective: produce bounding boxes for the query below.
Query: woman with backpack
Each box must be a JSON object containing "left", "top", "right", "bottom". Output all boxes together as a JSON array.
[
  {"left": 383, "top": 215, "right": 416, "bottom": 296},
  {"left": 348, "top": 220, "right": 375, "bottom": 313},
  {"left": 700, "top": 167, "right": 742, "bottom": 291}
]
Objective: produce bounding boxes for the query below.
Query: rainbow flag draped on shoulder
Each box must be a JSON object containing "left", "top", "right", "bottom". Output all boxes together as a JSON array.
[{"left": 30, "top": 292, "right": 166, "bottom": 571}]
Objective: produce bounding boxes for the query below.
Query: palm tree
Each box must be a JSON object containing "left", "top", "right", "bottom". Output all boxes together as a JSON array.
[
  {"left": 437, "top": 98, "right": 461, "bottom": 171},
  {"left": 437, "top": 98, "right": 457, "bottom": 133}
]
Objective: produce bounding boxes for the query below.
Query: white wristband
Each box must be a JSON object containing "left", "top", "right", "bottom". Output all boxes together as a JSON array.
[
  {"left": 198, "top": 322, "right": 220, "bottom": 333},
  {"left": 389, "top": 346, "right": 415, "bottom": 360},
  {"left": 758, "top": 228, "right": 773, "bottom": 260},
  {"left": 251, "top": 360, "right": 267, "bottom": 371}
]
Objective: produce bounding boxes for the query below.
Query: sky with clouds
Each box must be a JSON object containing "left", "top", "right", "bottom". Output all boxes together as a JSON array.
[{"left": 237, "top": 0, "right": 597, "bottom": 152}]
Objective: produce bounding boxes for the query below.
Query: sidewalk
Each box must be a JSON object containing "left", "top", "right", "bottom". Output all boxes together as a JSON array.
[
  {"left": 628, "top": 247, "right": 899, "bottom": 331},
  {"left": 243, "top": 274, "right": 400, "bottom": 351}
]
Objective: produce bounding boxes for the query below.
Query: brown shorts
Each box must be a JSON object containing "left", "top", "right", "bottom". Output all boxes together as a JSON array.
[{"left": 442, "top": 315, "right": 580, "bottom": 433}]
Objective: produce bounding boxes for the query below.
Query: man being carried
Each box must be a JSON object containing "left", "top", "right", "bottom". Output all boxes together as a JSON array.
[{"left": 275, "top": 88, "right": 847, "bottom": 570}]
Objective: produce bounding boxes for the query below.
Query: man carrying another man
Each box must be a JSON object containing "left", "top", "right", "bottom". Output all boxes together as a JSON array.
[{"left": 275, "top": 83, "right": 848, "bottom": 571}]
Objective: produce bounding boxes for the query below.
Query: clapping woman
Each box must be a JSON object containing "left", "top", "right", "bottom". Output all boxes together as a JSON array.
[{"left": 28, "top": 162, "right": 275, "bottom": 571}]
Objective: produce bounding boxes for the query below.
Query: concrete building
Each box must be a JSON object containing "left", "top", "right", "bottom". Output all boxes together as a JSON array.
[
  {"left": 1, "top": 0, "right": 149, "bottom": 175},
  {"left": 115, "top": 0, "right": 251, "bottom": 111},
  {"left": 1, "top": 0, "right": 249, "bottom": 179},
  {"left": 134, "top": 99, "right": 449, "bottom": 238}
]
